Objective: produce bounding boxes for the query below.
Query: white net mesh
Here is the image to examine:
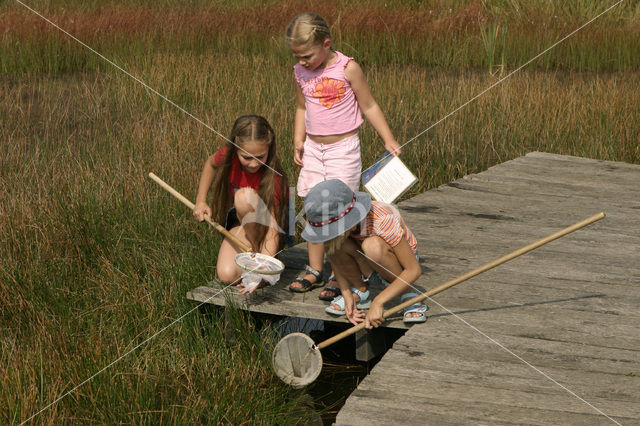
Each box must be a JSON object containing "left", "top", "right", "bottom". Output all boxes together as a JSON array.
[
  {"left": 235, "top": 253, "right": 283, "bottom": 274},
  {"left": 235, "top": 253, "right": 284, "bottom": 293}
]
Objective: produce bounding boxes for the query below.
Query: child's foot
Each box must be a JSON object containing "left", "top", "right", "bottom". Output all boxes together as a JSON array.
[
  {"left": 318, "top": 274, "right": 340, "bottom": 300},
  {"left": 288, "top": 265, "right": 324, "bottom": 293},
  {"left": 326, "top": 287, "right": 371, "bottom": 315},
  {"left": 401, "top": 292, "right": 428, "bottom": 323},
  {"left": 404, "top": 310, "right": 425, "bottom": 319}
]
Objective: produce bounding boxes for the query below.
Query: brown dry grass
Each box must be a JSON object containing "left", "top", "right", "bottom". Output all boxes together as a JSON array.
[
  {"left": 1, "top": 2, "right": 487, "bottom": 39},
  {"left": 3, "top": 0, "right": 635, "bottom": 42}
]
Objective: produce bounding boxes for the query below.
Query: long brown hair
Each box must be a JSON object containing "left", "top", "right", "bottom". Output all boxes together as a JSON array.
[{"left": 209, "top": 115, "right": 288, "bottom": 251}]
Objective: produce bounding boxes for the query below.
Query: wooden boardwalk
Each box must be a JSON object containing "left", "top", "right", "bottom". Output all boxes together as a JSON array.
[
  {"left": 188, "top": 242, "right": 421, "bottom": 331},
  {"left": 187, "top": 152, "right": 640, "bottom": 424},
  {"left": 335, "top": 152, "right": 640, "bottom": 425}
]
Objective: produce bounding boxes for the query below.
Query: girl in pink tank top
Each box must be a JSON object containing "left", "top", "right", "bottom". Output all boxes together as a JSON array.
[{"left": 285, "top": 12, "right": 403, "bottom": 304}]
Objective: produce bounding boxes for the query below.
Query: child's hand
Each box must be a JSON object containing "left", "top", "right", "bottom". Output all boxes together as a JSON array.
[
  {"left": 238, "top": 280, "right": 263, "bottom": 295},
  {"left": 344, "top": 293, "right": 366, "bottom": 326},
  {"left": 364, "top": 300, "right": 384, "bottom": 330},
  {"left": 346, "top": 307, "right": 365, "bottom": 326},
  {"left": 293, "top": 140, "right": 304, "bottom": 167},
  {"left": 385, "top": 139, "right": 402, "bottom": 157},
  {"left": 193, "top": 202, "right": 211, "bottom": 222}
]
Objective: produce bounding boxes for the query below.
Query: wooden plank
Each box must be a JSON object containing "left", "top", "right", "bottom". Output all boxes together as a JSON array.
[
  {"left": 402, "top": 188, "right": 638, "bottom": 230},
  {"left": 339, "top": 377, "right": 635, "bottom": 425},
  {"left": 185, "top": 252, "right": 415, "bottom": 329},
  {"left": 336, "top": 395, "right": 631, "bottom": 425},
  {"left": 525, "top": 151, "right": 640, "bottom": 170},
  {"left": 374, "top": 348, "right": 639, "bottom": 396},
  {"left": 187, "top": 285, "right": 413, "bottom": 330},
  {"left": 340, "top": 328, "right": 640, "bottom": 423},
  {"left": 396, "top": 326, "right": 640, "bottom": 375},
  {"left": 357, "top": 337, "right": 640, "bottom": 408},
  {"left": 466, "top": 166, "right": 640, "bottom": 192},
  {"left": 421, "top": 302, "right": 640, "bottom": 344},
  {"left": 494, "top": 152, "right": 640, "bottom": 182},
  {"left": 355, "top": 327, "right": 389, "bottom": 361}
]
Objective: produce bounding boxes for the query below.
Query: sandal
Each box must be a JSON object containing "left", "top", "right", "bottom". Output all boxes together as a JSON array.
[
  {"left": 325, "top": 287, "right": 371, "bottom": 315},
  {"left": 288, "top": 265, "right": 324, "bottom": 293},
  {"left": 401, "top": 292, "right": 428, "bottom": 323},
  {"left": 318, "top": 274, "right": 340, "bottom": 301},
  {"left": 363, "top": 270, "right": 390, "bottom": 288}
]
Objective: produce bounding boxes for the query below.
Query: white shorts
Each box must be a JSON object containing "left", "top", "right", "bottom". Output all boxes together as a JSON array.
[{"left": 296, "top": 133, "right": 362, "bottom": 197}]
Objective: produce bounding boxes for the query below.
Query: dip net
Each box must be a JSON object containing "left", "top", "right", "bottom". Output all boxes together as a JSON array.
[
  {"left": 235, "top": 252, "right": 285, "bottom": 292},
  {"left": 235, "top": 252, "right": 284, "bottom": 275}
]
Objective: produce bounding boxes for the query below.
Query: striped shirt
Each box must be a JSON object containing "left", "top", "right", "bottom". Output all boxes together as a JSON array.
[{"left": 352, "top": 201, "right": 418, "bottom": 254}]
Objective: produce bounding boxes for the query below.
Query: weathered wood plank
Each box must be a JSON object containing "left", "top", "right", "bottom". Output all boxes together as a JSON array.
[
  {"left": 375, "top": 346, "right": 639, "bottom": 396},
  {"left": 402, "top": 190, "right": 638, "bottom": 234},
  {"left": 335, "top": 395, "right": 631, "bottom": 426},
  {"left": 340, "top": 377, "right": 635, "bottom": 424},
  {"left": 525, "top": 151, "right": 640, "bottom": 170},
  {"left": 396, "top": 327, "right": 640, "bottom": 375}
]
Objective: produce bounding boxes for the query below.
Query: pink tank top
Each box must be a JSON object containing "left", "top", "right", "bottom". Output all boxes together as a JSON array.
[{"left": 294, "top": 51, "right": 364, "bottom": 136}]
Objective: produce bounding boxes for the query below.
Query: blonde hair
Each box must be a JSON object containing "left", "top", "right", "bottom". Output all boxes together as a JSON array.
[
  {"left": 325, "top": 231, "right": 352, "bottom": 256},
  {"left": 285, "top": 12, "right": 331, "bottom": 47},
  {"left": 325, "top": 221, "right": 362, "bottom": 256}
]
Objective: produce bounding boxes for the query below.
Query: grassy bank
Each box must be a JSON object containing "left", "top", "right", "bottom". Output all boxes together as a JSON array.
[{"left": 2, "top": 0, "right": 639, "bottom": 423}]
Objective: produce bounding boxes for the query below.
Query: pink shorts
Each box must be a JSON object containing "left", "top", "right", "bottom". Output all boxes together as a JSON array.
[{"left": 296, "top": 134, "right": 362, "bottom": 197}]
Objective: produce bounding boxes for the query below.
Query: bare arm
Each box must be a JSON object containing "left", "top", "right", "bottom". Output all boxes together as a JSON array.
[
  {"left": 293, "top": 84, "right": 307, "bottom": 167},
  {"left": 365, "top": 239, "right": 420, "bottom": 328},
  {"left": 332, "top": 262, "right": 365, "bottom": 326},
  {"left": 193, "top": 154, "right": 216, "bottom": 221},
  {"left": 259, "top": 206, "right": 282, "bottom": 256},
  {"left": 345, "top": 60, "right": 402, "bottom": 156}
]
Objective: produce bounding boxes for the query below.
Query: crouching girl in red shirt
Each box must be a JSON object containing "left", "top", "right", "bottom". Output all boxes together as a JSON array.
[{"left": 193, "top": 115, "right": 288, "bottom": 288}]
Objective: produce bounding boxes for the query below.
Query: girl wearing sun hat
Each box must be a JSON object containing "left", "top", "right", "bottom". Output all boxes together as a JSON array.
[{"left": 301, "top": 179, "right": 427, "bottom": 328}]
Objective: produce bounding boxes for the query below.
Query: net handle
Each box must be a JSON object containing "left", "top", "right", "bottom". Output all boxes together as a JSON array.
[
  {"left": 317, "top": 212, "right": 605, "bottom": 350},
  {"left": 149, "top": 173, "right": 252, "bottom": 253}
]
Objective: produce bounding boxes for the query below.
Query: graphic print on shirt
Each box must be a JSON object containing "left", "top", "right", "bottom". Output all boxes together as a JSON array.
[{"left": 312, "top": 77, "right": 345, "bottom": 109}]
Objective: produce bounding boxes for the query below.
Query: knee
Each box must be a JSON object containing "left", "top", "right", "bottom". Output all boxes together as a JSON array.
[
  {"left": 361, "top": 236, "right": 391, "bottom": 263},
  {"left": 234, "top": 188, "right": 258, "bottom": 218},
  {"left": 217, "top": 265, "right": 240, "bottom": 284}
]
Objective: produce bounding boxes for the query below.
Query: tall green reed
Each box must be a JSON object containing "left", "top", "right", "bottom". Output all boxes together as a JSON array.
[{"left": 480, "top": 22, "right": 508, "bottom": 76}]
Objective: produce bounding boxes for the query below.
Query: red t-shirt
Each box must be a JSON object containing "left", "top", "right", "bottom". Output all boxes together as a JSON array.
[{"left": 213, "top": 146, "right": 285, "bottom": 205}]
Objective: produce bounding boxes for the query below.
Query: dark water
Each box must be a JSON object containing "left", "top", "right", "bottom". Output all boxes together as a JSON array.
[
  {"left": 278, "top": 318, "right": 405, "bottom": 425},
  {"left": 306, "top": 324, "right": 369, "bottom": 425},
  {"left": 201, "top": 307, "right": 404, "bottom": 425}
]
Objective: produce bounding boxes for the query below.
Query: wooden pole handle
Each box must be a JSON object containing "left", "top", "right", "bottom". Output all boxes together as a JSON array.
[
  {"left": 148, "top": 172, "right": 252, "bottom": 253},
  {"left": 317, "top": 212, "right": 605, "bottom": 350}
]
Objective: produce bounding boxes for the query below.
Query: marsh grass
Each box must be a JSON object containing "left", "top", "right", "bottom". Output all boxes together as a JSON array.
[
  {"left": 2, "top": 0, "right": 639, "bottom": 423},
  {"left": 2, "top": 0, "right": 639, "bottom": 74}
]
